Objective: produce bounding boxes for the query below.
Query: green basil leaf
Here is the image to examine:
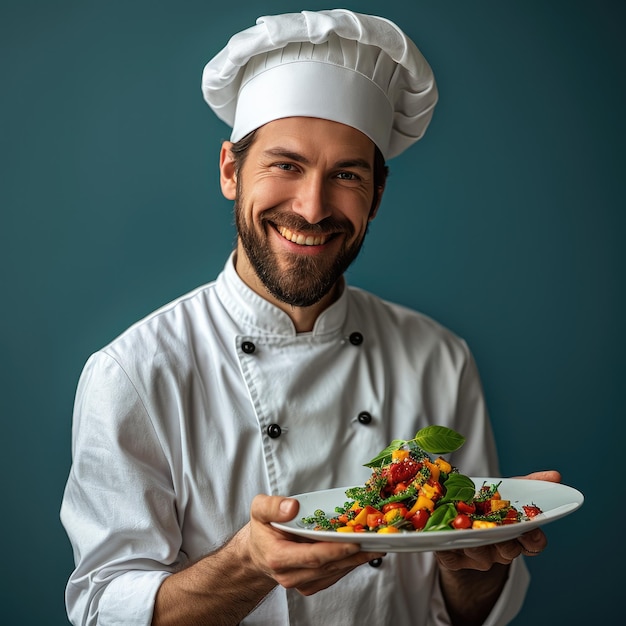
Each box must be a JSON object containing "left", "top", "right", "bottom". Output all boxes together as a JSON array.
[
  {"left": 363, "top": 439, "right": 407, "bottom": 468},
  {"left": 423, "top": 502, "right": 457, "bottom": 531},
  {"left": 413, "top": 426, "right": 465, "bottom": 454},
  {"left": 439, "top": 474, "right": 476, "bottom": 504}
]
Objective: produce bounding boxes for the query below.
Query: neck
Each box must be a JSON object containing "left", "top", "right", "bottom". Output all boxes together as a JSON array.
[{"left": 278, "top": 286, "right": 340, "bottom": 333}]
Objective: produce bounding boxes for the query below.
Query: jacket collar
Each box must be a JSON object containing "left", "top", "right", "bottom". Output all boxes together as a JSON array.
[{"left": 215, "top": 251, "right": 349, "bottom": 337}]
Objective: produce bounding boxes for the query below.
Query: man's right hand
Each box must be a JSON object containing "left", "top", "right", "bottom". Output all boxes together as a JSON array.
[{"left": 247, "top": 494, "right": 386, "bottom": 596}]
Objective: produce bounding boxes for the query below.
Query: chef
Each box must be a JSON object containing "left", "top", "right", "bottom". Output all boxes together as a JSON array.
[{"left": 61, "top": 9, "right": 559, "bottom": 626}]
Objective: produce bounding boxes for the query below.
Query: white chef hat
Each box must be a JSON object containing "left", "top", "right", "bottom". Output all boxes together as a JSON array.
[{"left": 201, "top": 9, "right": 438, "bottom": 160}]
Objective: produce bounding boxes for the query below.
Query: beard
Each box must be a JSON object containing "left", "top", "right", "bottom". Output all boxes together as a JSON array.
[{"left": 235, "top": 201, "right": 368, "bottom": 308}]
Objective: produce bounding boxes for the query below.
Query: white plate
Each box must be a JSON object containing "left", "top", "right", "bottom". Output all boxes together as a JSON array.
[{"left": 271, "top": 477, "right": 584, "bottom": 552}]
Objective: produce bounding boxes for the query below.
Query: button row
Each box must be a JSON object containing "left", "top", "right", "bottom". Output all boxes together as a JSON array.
[
  {"left": 240, "top": 332, "right": 364, "bottom": 356},
  {"left": 266, "top": 411, "right": 373, "bottom": 439}
]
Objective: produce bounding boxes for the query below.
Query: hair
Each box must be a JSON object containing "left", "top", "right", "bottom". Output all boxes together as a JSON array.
[{"left": 229, "top": 127, "right": 389, "bottom": 213}]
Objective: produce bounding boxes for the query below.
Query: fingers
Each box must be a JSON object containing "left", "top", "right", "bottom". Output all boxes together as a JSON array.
[
  {"left": 273, "top": 547, "right": 385, "bottom": 593},
  {"left": 436, "top": 528, "right": 548, "bottom": 571},
  {"left": 265, "top": 536, "right": 362, "bottom": 570},
  {"left": 490, "top": 530, "right": 546, "bottom": 562},
  {"left": 436, "top": 546, "right": 495, "bottom": 571},
  {"left": 516, "top": 528, "right": 547, "bottom": 557},
  {"left": 294, "top": 553, "right": 378, "bottom": 595},
  {"left": 515, "top": 470, "right": 562, "bottom": 483}
]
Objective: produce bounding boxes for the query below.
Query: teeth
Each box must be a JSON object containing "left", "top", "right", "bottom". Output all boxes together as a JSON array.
[{"left": 278, "top": 226, "right": 327, "bottom": 246}]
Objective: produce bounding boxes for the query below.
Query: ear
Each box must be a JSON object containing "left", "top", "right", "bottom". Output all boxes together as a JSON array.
[
  {"left": 368, "top": 184, "right": 385, "bottom": 221},
  {"left": 219, "top": 141, "right": 237, "bottom": 200}
]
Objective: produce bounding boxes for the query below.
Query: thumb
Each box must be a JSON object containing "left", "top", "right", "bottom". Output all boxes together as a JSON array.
[{"left": 251, "top": 494, "right": 300, "bottom": 524}]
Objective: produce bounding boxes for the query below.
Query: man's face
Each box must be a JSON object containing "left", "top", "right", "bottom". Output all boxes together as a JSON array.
[{"left": 221, "top": 117, "right": 381, "bottom": 308}]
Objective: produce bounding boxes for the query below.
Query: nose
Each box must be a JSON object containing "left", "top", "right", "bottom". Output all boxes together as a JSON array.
[{"left": 291, "top": 174, "right": 332, "bottom": 224}]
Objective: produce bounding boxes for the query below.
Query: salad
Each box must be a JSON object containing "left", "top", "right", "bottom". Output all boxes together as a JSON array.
[{"left": 302, "top": 426, "right": 542, "bottom": 534}]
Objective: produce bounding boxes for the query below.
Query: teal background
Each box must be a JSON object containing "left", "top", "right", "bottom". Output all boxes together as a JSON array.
[{"left": 2, "top": 1, "right": 623, "bottom": 623}]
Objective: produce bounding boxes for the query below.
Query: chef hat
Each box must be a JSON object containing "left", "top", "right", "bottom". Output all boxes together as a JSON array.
[{"left": 201, "top": 9, "right": 438, "bottom": 160}]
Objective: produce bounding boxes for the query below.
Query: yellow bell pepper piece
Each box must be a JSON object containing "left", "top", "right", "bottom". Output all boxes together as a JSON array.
[
  {"left": 352, "top": 505, "right": 381, "bottom": 527},
  {"left": 377, "top": 526, "right": 400, "bottom": 533},
  {"left": 392, "top": 449, "right": 410, "bottom": 461},
  {"left": 434, "top": 456, "right": 452, "bottom": 474},
  {"left": 472, "top": 520, "right": 498, "bottom": 529},
  {"left": 489, "top": 499, "right": 510, "bottom": 512},
  {"left": 336, "top": 525, "right": 355, "bottom": 532},
  {"left": 407, "top": 495, "right": 435, "bottom": 516},
  {"left": 383, "top": 509, "right": 405, "bottom": 524},
  {"left": 419, "top": 482, "right": 439, "bottom": 501},
  {"left": 424, "top": 460, "right": 440, "bottom": 483}
]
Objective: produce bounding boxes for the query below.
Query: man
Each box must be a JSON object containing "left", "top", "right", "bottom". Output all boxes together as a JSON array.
[{"left": 61, "top": 9, "right": 559, "bottom": 625}]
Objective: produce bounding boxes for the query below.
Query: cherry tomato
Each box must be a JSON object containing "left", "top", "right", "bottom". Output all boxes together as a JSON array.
[
  {"left": 455, "top": 500, "right": 476, "bottom": 515},
  {"left": 451, "top": 513, "right": 472, "bottom": 529},
  {"left": 502, "top": 508, "right": 520, "bottom": 525},
  {"left": 474, "top": 499, "right": 491, "bottom": 515},
  {"left": 409, "top": 509, "right": 430, "bottom": 530},
  {"left": 523, "top": 504, "right": 542, "bottom": 518},
  {"left": 367, "top": 512, "right": 384, "bottom": 529},
  {"left": 382, "top": 502, "right": 407, "bottom": 514}
]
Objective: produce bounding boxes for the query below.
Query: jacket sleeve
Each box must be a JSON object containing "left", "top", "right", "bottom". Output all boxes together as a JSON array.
[{"left": 60, "top": 352, "right": 180, "bottom": 626}]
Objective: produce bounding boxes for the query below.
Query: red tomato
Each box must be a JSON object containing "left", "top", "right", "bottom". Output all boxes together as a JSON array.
[
  {"left": 455, "top": 501, "right": 476, "bottom": 515},
  {"left": 474, "top": 500, "right": 490, "bottom": 515},
  {"left": 382, "top": 502, "right": 407, "bottom": 514},
  {"left": 523, "top": 504, "right": 542, "bottom": 518},
  {"left": 451, "top": 513, "right": 472, "bottom": 529},
  {"left": 502, "top": 508, "right": 520, "bottom": 525},
  {"left": 367, "top": 512, "right": 384, "bottom": 529},
  {"left": 409, "top": 509, "right": 430, "bottom": 530},
  {"left": 388, "top": 459, "right": 422, "bottom": 485}
]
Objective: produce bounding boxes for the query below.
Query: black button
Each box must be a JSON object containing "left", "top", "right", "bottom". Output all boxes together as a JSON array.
[
  {"left": 357, "top": 411, "right": 372, "bottom": 425},
  {"left": 267, "top": 424, "right": 282, "bottom": 438},
  {"left": 368, "top": 558, "right": 383, "bottom": 568},
  {"left": 241, "top": 341, "right": 256, "bottom": 354},
  {"left": 349, "top": 332, "right": 363, "bottom": 345}
]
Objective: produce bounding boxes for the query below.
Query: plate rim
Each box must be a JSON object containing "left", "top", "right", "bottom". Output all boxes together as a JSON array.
[{"left": 270, "top": 477, "right": 584, "bottom": 552}]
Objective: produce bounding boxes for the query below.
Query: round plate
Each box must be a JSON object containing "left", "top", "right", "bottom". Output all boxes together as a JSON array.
[{"left": 271, "top": 477, "right": 584, "bottom": 552}]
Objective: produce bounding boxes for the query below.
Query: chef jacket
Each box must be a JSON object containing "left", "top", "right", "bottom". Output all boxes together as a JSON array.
[{"left": 61, "top": 252, "right": 529, "bottom": 625}]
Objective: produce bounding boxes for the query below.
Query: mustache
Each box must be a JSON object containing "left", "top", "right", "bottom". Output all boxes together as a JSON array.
[{"left": 262, "top": 209, "right": 355, "bottom": 238}]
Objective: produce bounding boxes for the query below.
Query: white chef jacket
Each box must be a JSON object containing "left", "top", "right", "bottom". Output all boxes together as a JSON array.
[{"left": 61, "top": 252, "right": 529, "bottom": 626}]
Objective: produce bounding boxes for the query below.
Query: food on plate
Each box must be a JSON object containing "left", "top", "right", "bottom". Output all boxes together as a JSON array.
[{"left": 301, "top": 426, "right": 543, "bottom": 533}]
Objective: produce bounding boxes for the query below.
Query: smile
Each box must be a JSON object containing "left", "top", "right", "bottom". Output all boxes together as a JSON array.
[{"left": 277, "top": 226, "right": 329, "bottom": 246}]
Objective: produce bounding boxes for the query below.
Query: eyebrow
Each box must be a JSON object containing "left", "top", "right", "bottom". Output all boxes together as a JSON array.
[
  {"left": 263, "top": 148, "right": 309, "bottom": 163},
  {"left": 262, "top": 148, "right": 373, "bottom": 171}
]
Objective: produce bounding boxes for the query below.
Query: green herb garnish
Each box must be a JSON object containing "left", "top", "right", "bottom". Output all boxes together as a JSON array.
[{"left": 364, "top": 425, "right": 465, "bottom": 468}]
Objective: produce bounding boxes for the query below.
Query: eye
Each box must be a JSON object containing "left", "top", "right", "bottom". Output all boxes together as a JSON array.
[
  {"left": 275, "top": 162, "right": 297, "bottom": 172},
  {"left": 336, "top": 171, "right": 362, "bottom": 183}
]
